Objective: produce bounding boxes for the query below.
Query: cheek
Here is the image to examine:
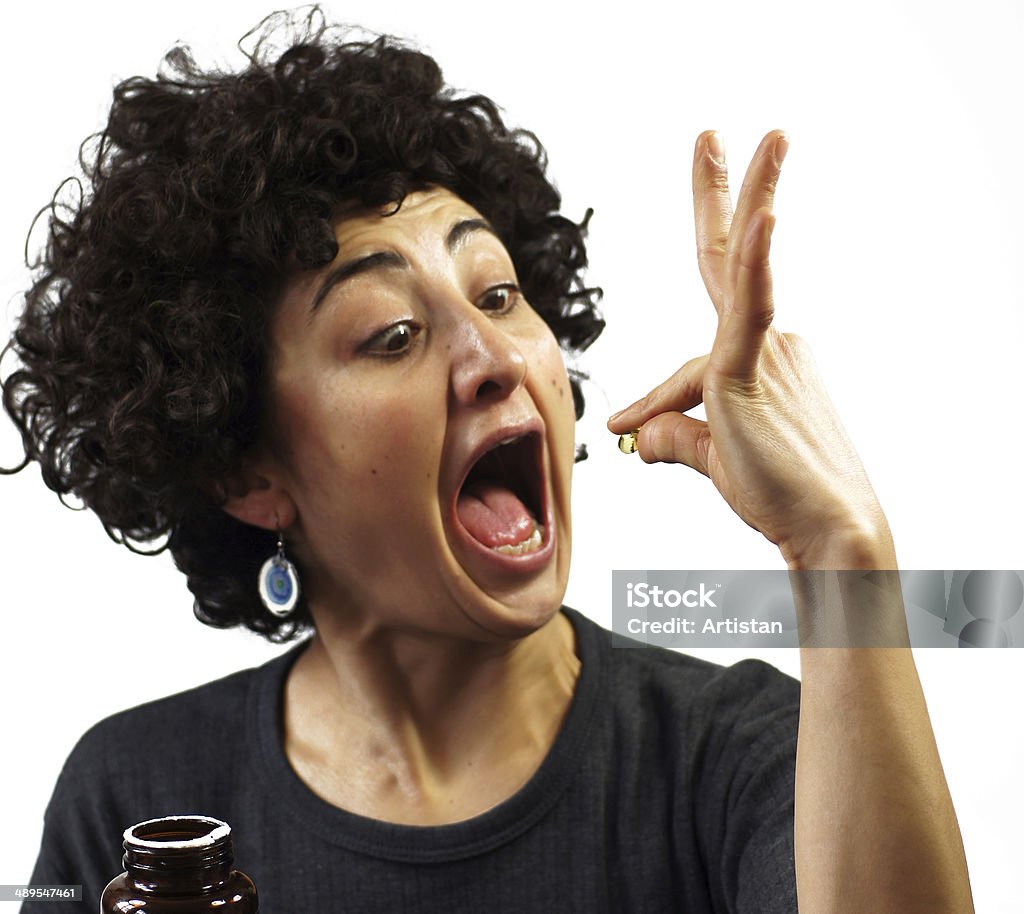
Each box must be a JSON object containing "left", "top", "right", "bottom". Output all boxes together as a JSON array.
[
  {"left": 528, "top": 330, "right": 575, "bottom": 420},
  {"left": 361, "top": 408, "right": 445, "bottom": 491},
  {"left": 547, "top": 360, "right": 572, "bottom": 409},
  {"left": 520, "top": 329, "right": 577, "bottom": 482},
  {"left": 276, "top": 372, "right": 445, "bottom": 503}
]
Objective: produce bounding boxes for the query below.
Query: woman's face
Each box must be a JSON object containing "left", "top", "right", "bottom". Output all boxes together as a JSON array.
[{"left": 262, "top": 187, "right": 577, "bottom": 640}]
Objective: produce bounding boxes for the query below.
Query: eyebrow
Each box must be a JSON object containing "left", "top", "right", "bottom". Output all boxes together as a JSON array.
[{"left": 309, "top": 217, "right": 501, "bottom": 315}]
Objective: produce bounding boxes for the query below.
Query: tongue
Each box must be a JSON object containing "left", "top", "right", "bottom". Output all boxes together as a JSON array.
[{"left": 456, "top": 481, "right": 536, "bottom": 547}]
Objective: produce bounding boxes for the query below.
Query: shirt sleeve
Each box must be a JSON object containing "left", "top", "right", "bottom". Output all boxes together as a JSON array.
[
  {"left": 20, "top": 726, "right": 133, "bottom": 913},
  {"left": 690, "top": 658, "right": 800, "bottom": 914}
]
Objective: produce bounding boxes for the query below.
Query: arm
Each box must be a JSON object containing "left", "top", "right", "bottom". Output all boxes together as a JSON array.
[
  {"left": 792, "top": 538, "right": 974, "bottom": 914},
  {"left": 608, "top": 131, "right": 974, "bottom": 913}
]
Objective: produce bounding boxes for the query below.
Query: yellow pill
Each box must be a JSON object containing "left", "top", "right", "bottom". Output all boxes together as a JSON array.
[{"left": 617, "top": 430, "right": 639, "bottom": 454}]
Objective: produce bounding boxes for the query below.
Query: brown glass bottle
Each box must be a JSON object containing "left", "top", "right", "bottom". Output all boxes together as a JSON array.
[{"left": 100, "top": 815, "right": 258, "bottom": 913}]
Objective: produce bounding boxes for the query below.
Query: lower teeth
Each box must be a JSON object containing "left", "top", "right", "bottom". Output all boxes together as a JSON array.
[{"left": 493, "top": 524, "right": 544, "bottom": 555}]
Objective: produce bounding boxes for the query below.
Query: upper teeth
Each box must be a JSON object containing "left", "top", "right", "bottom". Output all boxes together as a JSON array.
[{"left": 497, "top": 436, "right": 520, "bottom": 447}]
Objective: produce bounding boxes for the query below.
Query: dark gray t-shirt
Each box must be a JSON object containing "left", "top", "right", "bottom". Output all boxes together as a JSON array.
[{"left": 23, "top": 608, "right": 800, "bottom": 913}]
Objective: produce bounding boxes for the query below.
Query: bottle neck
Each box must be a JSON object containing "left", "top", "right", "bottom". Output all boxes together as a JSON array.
[{"left": 123, "top": 816, "right": 234, "bottom": 894}]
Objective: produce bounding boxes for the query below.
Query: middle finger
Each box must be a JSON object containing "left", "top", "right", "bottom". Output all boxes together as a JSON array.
[{"left": 692, "top": 130, "right": 734, "bottom": 314}]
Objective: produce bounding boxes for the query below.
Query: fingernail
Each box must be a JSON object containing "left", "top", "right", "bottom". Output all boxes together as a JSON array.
[
  {"left": 707, "top": 132, "right": 726, "bottom": 165},
  {"left": 773, "top": 133, "right": 789, "bottom": 168},
  {"left": 608, "top": 407, "right": 625, "bottom": 422},
  {"left": 617, "top": 430, "right": 640, "bottom": 455}
]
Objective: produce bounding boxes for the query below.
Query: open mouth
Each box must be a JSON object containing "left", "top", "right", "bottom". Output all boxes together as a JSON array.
[{"left": 454, "top": 433, "right": 547, "bottom": 557}]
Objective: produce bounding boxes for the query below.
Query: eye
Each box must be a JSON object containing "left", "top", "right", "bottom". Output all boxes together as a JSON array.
[
  {"left": 477, "top": 283, "right": 521, "bottom": 314},
  {"left": 362, "top": 320, "right": 422, "bottom": 356}
]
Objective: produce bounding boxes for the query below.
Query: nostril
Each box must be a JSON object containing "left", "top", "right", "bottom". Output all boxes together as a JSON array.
[{"left": 475, "top": 380, "right": 502, "bottom": 400}]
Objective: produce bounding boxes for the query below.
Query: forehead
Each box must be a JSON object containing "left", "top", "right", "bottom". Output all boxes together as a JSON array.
[
  {"left": 333, "top": 187, "right": 487, "bottom": 251},
  {"left": 274, "top": 186, "right": 501, "bottom": 327}
]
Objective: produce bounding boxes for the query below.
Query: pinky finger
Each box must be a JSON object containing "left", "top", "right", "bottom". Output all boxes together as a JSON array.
[{"left": 714, "top": 208, "right": 776, "bottom": 383}]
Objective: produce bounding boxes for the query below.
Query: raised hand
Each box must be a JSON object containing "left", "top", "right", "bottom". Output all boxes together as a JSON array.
[{"left": 607, "top": 131, "right": 893, "bottom": 570}]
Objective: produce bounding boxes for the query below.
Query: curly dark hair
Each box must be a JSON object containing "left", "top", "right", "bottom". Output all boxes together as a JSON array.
[{"left": 1, "top": 8, "right": 603, "bottom": 642}]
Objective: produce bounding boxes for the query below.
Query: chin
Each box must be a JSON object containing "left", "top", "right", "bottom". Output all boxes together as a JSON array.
[
  {"left": 461, "top": 596, "right": 564, "bottom": 641},
  {"left": 454, "top": 523, "right": 572, "bottom": 641}
]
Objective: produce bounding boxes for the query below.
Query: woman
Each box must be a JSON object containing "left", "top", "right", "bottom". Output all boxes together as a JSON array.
[{"left": 4, "top": 10, "right": 973, "bottom": 913}]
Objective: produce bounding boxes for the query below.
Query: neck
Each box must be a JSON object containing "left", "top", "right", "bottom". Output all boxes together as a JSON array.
[{"left": 283, "top": 608, "right": 580, "bottom": 825}]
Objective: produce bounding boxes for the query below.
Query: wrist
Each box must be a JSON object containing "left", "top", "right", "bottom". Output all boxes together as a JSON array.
[{"left": 781, "top": 514, "right": 897, "bottom": 571}]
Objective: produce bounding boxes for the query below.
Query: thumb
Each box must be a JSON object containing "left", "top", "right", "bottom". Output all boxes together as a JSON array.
[{"left": 636, "top": 412, "right": 712, "bottom": 477}]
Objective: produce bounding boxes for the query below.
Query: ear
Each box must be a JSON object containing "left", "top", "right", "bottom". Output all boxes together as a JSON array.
[{"left": 214, "top": 454, "right": 297, "bottom": 533}]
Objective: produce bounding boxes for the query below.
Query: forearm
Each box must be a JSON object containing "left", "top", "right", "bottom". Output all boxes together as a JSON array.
[{"left": 790, "top": 536, "right": 974, "bottom": 914}]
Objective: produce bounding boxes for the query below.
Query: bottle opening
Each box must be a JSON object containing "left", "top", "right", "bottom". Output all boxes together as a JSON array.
[{"left": 125, "top": 816, "right": 231, "bottom": 851}]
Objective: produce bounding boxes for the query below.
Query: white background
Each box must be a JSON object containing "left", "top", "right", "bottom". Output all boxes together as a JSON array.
[{"left": 1, "top": 1, "right": 1021, "bottom": 911}]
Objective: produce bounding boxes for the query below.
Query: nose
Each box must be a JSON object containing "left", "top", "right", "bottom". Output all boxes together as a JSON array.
[{"left": 448, "top": 306, "right": 528, "bottom": 407}]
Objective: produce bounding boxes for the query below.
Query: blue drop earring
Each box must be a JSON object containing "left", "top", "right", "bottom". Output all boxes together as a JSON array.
[{"left": 258, "top": 528, "right": 300, "bottom": 618}]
